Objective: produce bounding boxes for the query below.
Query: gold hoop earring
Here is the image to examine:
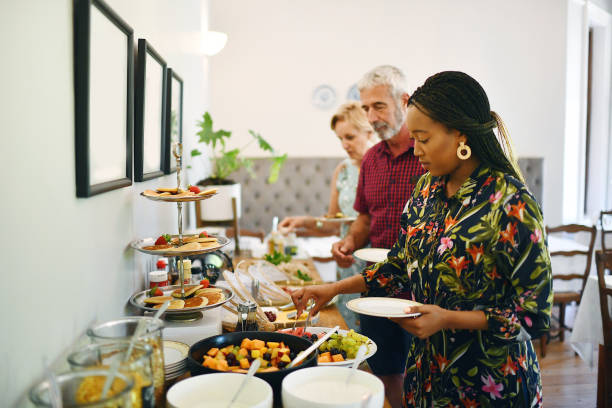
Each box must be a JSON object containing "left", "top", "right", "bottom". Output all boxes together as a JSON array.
[{"left": 457, "top": 142, "right": 471, "bottom": 160}]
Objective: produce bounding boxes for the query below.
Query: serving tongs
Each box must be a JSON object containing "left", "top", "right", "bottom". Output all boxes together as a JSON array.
[
  {"left": 288, "top": 325, "right": 339, "bottom": 368},
  {"left": 289, "top": 299, "right": 314, "bottom": 332}
]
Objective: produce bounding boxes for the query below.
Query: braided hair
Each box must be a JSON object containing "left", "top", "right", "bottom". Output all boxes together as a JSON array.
[{"left": 408, "top": 71, "right": 524, "bottom": 182}]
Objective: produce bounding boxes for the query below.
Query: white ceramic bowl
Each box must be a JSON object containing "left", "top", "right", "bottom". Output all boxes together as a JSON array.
[
  {"left": 167, "top": 373, "right": 273, "bottom": 408},
  {"left": 282, "top": 366, "right": 384, "bottom": 408}
]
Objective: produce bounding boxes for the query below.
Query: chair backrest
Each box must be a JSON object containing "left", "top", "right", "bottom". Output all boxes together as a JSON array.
[
  {"left": 601, "top": 210, "right": 612, "bottom": 253},
  {"left": 546, "top": 224, "right": 597, "bottom": 297},
  {"left": 596, "top": 251, "right": 612, "bottom": 347}
]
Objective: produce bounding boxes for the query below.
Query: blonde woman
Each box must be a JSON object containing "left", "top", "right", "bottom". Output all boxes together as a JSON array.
[{"left": 279, "top": 101, "right": 375, "bottom": 329}]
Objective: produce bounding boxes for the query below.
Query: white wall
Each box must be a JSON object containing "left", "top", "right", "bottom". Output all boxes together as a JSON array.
[
  {"left": 0, "top": 0, "right": 209, "bottom": 405},
  {"left": 208, "top": 0, "right": 568, "bottom": 225},
  {"left": 563, "top": 0, "right": 612, "bottom": 222}
]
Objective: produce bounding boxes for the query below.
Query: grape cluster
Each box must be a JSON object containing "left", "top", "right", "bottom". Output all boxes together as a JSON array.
[{"left": 318, "top": 329, "right": 369, "bottom": 359}]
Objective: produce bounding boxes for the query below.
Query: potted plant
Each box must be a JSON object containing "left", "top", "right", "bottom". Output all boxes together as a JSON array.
[{"left": 190, "top": 112, "right": 286, "bottom": 221}]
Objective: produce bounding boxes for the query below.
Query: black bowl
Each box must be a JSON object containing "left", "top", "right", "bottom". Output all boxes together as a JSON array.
[{"left": 188, "top": 331, "right": 317, "bottom": 404}]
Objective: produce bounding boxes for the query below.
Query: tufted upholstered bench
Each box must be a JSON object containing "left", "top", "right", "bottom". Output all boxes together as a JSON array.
[{"left": 233, "top": 157, "right": 544, "bottom": 232}]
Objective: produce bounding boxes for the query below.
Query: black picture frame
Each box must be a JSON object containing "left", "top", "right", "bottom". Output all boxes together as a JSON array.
[
  {"left": 134, "top": 38, "right": 167, "bottom": 181},
  {"left": 74, "top": 0, "right": 134, "bottom": 197},
  {"left": 163, "top": 68, "right": 183, "bottom": 174}
]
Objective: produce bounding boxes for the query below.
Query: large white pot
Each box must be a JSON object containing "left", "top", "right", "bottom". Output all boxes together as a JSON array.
[{"left": 198, "top": 183, "right": 241, "bottom": 221}]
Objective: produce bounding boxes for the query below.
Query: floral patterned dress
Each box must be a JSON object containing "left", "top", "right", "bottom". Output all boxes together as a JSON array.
[{"left": 362, "top": 165, "right": 552, "bottom": 407}]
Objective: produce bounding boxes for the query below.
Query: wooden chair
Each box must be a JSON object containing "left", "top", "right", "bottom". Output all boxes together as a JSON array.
[
  {"left": 225, "top": 227, "right": 265, "bottom": 243},
  {"left": 540, "top": 224, "right": 597, "bottom": 357},
  {"left": 601, "top": 210, "right": 612, "bottom": 253},
  {"left": 595, "top": 251, "right": 612, "bottom": 407}
]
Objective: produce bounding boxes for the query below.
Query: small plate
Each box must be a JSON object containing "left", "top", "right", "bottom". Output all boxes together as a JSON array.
[
  {"left": 346, "top": 297, "right": 422, "bottom": 318},
  {"left": 129, "top": 285, "right": 233, "bottom": 314},
  {"left": 140, "top": 191, "right": 217, "bottom": 203},
  {"left": 130, "top": 235, "right": 229, "bottom": 257},
  {"left": 315, "top": 216, "right": 357, "bottom": 224},
  {"left": 353, "top": 248, "right": 389, "bottom": 263},
  {"left": 164, "top": 340, "right": 189, "bottom": 366}
]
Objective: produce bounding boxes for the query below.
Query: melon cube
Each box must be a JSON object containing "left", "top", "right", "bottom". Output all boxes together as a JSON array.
[{"left": 240, "top": 358, "right": 250, "bottom": 369}]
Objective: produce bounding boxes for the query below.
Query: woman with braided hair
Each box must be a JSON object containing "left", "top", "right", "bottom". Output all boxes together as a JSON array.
[{"left": 291, "top": 71, "right": 552, "bottom": 406}]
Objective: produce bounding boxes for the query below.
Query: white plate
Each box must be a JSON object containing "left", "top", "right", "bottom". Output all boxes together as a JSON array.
[
  {"left": 163, "top": 340, "right": 189, "bottom": 366},
  {"left": 315, "top": 216, "right": 357, "bottom": 224},
  {"left": 306, "top": 327, "right": 377, "bottom": 367},
  {"left": 353, "top": 248, "right": 389, "bottom": 263},
  {"left": 346, "top": 297, "right": 422, "bottom": 318}
]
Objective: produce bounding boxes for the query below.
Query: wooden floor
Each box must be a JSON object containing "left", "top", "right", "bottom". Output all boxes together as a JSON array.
[{"left": 536, "top": 338, "right": 598, "bottom": 407}]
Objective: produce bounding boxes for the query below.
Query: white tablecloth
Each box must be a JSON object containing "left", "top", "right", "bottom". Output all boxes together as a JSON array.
[
  {"left": 570, "top": 274, "right": 612, "bottom": 366},
  {"left": 548, "top": 235, "right": 590, "bottom": 292}
]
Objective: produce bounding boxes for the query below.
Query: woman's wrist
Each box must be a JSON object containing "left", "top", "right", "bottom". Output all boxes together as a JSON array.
[
  {"left": 442, "top": 309, "right": 487, "bottom": 331},
  {"left": 441, "top": 309, "right": 453, "bottom": 329}
]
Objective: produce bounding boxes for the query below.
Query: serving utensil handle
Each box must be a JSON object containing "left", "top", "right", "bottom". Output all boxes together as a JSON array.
[{"left": 288, "top": 325, "right": 339, "bottom": 368}]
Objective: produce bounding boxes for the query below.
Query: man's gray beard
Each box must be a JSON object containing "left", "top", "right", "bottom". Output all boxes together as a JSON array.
[{"left": 375, "top": 107, "right": 404, "bottom": 141}]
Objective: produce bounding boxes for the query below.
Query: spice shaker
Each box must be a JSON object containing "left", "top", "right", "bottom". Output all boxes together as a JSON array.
[{"left": 235, "top": 301, "right": 258, "bottom": 332}]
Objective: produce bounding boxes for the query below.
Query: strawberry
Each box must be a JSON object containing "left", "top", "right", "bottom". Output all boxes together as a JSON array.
[
  {"left": 156, "top": 259, "right": 167, "bottom": 269},
  {"left": 149, "top": 286, "right": 163, "bottom": 296},
  {"left": 154, "top": 235, "right": 168, "bottom": 245},
  {"left": 188, "top": 185, "right": 201, "bottom": 194},
  {"left": 200, "top": 278, "right": 210, "bottom": 288},
  {"left": 199, "top": 231, "right": 208, "bottom": 238}
]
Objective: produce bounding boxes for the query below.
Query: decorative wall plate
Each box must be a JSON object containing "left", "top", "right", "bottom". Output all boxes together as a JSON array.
[
  {"left": 312, "top": 84, "right": 336, "bottom": 110},
  {"left": 346, "top": 83, "right": 360, "bottom": 101}
]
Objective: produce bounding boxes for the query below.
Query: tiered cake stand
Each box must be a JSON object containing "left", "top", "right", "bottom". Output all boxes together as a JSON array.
[{"left": 129, "top": 143, "right": 233, "bottom": 321}]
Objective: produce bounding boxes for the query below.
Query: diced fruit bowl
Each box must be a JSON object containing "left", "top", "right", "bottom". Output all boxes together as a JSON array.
[{"left": 187, "top": 331, "right": 317, "bottom": 405}]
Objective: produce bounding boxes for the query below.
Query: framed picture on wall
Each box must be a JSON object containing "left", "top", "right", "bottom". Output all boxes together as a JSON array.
[
  {"left": 163, "top": 68, "right": 183, "bottom": 174},
  {"left": 74, "top": 0, "right": 133, "bottom": 197},
  {"left": 134, "top": 38, "right": 167, "bottom": 181}
]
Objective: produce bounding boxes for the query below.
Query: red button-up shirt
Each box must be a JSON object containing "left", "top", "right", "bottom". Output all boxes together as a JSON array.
[{"left": 354, "top": 139, "right": 425, "bottom": 249}]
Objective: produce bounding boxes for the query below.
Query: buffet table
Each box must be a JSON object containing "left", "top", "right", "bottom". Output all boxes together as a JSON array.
[{"left": 162, "top": 256, "right": 390, "bottom": 407}]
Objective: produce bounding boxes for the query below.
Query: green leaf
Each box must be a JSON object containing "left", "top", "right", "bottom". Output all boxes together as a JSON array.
[
  {"left": 191, "top": 149, "right": 202, "bottom": 157},
  {"left": 196, "top": 112, "right": 231, "bottom": 150},
  {"left": 448, "top": 339, "right": 472, "bottom": 370},
  {"left": 487, "top": 347, "right": 505, "bottom": 357},
  {"left": 452, "top": 375, "right": 460, "bottom": 387},
  {"left": 249, "top": 130, "right": 273, "bottom": 152},
  {"left": 268, "top": 154, "right": 287, "bottom": 184},
  {"left": 467, "top": 366, "right": 478, "bottom": 376}
]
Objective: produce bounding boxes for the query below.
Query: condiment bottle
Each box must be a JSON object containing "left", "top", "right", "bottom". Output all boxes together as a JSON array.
[
  {"left": 235, "top": 301, "right": 258, "bottom": 332},
  {"left": 268, "top": 216, "right": 284, "bottom": 255},
  {"left": 284, "top": 231, "right": 298, "bottom": 256},
  {"left": 148, "top": 270, "right": 169, "bottom": 289},
  {"left": 268, "top": 231, "right": 284, "bottom": 255},
  {"left": 179, "top": 259, "right": 191, "bottom": 284}
]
